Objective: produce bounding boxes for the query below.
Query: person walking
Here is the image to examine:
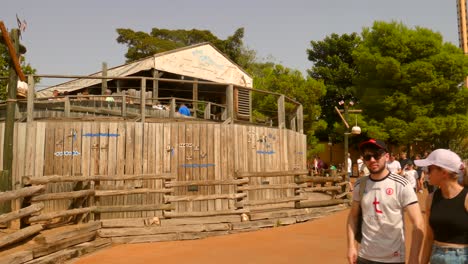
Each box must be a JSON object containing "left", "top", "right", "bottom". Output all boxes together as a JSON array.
[
  {"left": 347, "top": 139, "right": 424, "bottom": 264},
  {"left": 414, "top": 149, "right": 468, "bottom": 263}
]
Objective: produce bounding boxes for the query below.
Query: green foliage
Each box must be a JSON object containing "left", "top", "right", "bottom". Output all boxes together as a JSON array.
[
  {"left": 353, "top": 21, "right": 468, "bottom": 149},
  {"left": 307, "top": 33, "right": 361, "bottom": 141},
  {"left": 0, "top": 43, "right": 37, "bottom": 100},
  {"left": 251, "top": 63, "right": 326, "bottom": 157}
]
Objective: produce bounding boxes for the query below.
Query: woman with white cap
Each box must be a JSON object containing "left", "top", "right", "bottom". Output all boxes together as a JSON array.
[{"left": 414, "top": 149, "right": 468, "bottom": 263}]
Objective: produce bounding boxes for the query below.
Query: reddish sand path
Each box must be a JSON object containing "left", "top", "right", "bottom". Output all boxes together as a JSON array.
[
  {"left": 72, "top": 191, "right": 426, "bottom": 264},
  {"left": 72, "top": 209, "right": 351, "bottom": 264}
]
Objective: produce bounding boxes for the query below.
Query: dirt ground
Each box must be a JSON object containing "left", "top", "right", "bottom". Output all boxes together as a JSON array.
[{"left": 71, "top": 186, "right": 427, "bottom": 264}]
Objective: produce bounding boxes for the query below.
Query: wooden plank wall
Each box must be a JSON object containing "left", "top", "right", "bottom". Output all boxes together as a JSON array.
[{"left": 6, "top": 121, "right": 306, "bottom": 218}]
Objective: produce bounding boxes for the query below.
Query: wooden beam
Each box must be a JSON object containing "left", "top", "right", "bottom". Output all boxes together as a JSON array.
[
  {"left": 226, "top": 84, "right": 234, "bottom": 120},
  {"left": 101, "top": 62, "right": 107, "bottom": 95},
  {"left": 29, "top": 207, "right": 95, "bottom": 223},
  {"left": 164, "top": 193, "right": 246, "bottom": 203},
  {"left": 0, "top": 185, "right": 45, "bottom": 203},
  {"left": 30, "top": 189, "right": 94, "bottom": 202},
  {"left": 94, "top": 204, "right": 174, "bottom": 213},
  {"left": 277, "top": 95, "right": 285, "bottom": 129},
  {"left": 238, "top": 183, "right": 307, "bottom": 191},
  {"left": 23, "top": 173, "right": 175, "bottom": 184},
  {"left": 95, "top": 188, "right": 173, "bottom": 197},
  {"left": 27, "top": 75, "right": 35, "bottom": 123},
  {"left": 0, "top": 224, "right": 43, "bottom": 249},
  {"left": 0, "top": 203, "right": 44, "bottom": 224},
  {"left": 165, "top": 178, "right": 248, "bottom": 187},
  {"left": 163, "top": 209, "right": 249, "bottom": 218},
  {"left": 193, "top": 79, "right": 198, "bottom": 117},
  {"left": 0, "top": 22, "right": 25, "bottom": 81},
  {"left": 236, "top": 170, "right": 309, "bottom": 178}
]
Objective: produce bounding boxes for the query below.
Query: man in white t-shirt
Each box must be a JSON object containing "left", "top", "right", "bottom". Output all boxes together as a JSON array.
[
  {"left": 346, "top": 139, "right": 424, "bottom": 264},
  {"left": 386, "top": 153, "right": 402, "bottom": 175},
  {"left": 403, "top": 161, "right": 418, "bottom": 192}
]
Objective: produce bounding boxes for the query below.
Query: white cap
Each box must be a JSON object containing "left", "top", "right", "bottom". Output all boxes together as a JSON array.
[{"left": 414, "top": 149, "right": 465, "bottom": 176}]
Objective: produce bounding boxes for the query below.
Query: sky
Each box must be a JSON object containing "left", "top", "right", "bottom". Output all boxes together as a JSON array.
[{"left": 1, "top": 0, "right": 460, "bottom": 88}]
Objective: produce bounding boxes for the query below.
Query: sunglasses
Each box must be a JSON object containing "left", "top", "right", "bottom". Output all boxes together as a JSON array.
[{"left": 363, "top": 153, "right": 383, "bottom": 161}]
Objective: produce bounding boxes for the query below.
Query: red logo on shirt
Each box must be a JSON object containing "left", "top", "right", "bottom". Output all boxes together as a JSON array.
[
  {"left": 373, "top": 197, "right": 383, "bottom": 214},
  {"left": 386, "top": 188, "right": 394, "bottom": 195}
]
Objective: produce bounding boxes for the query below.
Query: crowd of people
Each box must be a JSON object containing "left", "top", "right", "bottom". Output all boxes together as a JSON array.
[{"left": 346, "top": 138, "right": 468, "bottom": 264}]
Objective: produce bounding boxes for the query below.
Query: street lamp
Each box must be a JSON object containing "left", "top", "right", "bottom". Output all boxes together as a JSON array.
[{"left": 335, "top": 102, "right": 362, "bottom": 179}]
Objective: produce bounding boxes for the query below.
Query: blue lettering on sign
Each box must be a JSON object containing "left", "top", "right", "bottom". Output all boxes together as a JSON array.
[
  {"left": 181, "top": 164, "right": 215, "bottom": 168},
  {"left": 256, "top": 150, "right": 275, "bottom": 155},
  {"left": 83, "top": 133, "right": 120, "bottom": 137},
  {"left": 54, "top": 151, "right": 80, "bottom": 157}
]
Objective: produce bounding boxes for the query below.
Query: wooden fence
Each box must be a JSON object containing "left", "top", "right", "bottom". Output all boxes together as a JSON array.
[{"left": 0, "top": 120, "right": 351, "bottom": 263}]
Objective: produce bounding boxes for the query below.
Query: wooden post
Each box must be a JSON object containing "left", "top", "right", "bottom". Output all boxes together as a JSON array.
[
  {"left": 290, "top": 117, "right": 297, "bottom": 132},
  {"left": 297, "top": 105, "right": 303, "bottom": 133},
  {"left": 140, "top": 78, "right": 146, "bottom": 123},
  {"left": 27, "top": 75, "right": 34, "bottom": 123},
  {"left": 1, "top": 29, "right": 20, "bottom": 214},
  {"left": 121, "top": 94, "right": 127, "bottom": 117},
  {"left": 278, "top": 95, "right": 285, "bottom": 129},
  {"left": 204, "top": 102, "right": 211, "bottom": 120},
  {"left": 153, "top": 69, "right": 159, "bottom": 102},
  {"left": 116, "top": 80, "right": 121, "bottom": 94},
  {"left": 192, "top": 79, "right": 198, "bottom": 118},
  {"left": 169, "top": 98, "right": 176, "bottom": 118},
  {"left": 101, "top": 62, "right": 108, "bottom": 95},
  {"left": 64, "top": 97, "right": 70, "bottom": 117},
  {"left": 226, "top": 84, "right": 234, "bottom": 121}
]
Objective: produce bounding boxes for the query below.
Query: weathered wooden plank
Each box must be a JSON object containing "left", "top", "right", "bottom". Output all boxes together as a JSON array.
[
  {"left": 32, "top": 230, "right": 96, "bottom": 258},
  {"left": 161, "top": 215, "right": 241, "bottom": 226},
  {"left": 238, "top": 196, "right": 305, "bottom": 206},
  {"left": 34, "top": 221, "right": 101, "bottom": 244},
  {"left": 0, "top": 224, "right": 43, "bottom": 248},
  {"left": 236, "top": 170, "right": 309, "bottom": 178},
  {"left": 0, "top": 185, "right": 45, "bottom": 202},
  {"left": 96, "top": 188, "right": 173, "bottom": 197},
  {"left": 164, "top": 209, "right": 249, "bottom": 218},
  {"left": 98, "top": 224, "right": 206, "bottom": 237},
  {"left": 29, "top": 207, "right": 95, "bottom": 223},
  {"left": 0, "top": 250, "right": 33, "bottom": 264},
  {"left": 31, "top": 189, "right": 94, "bottom": 202},
  {"left": 23, "top": 173, "right": 175, "bottom": 184},
  {"left": 206, "top": 123, "right": 215, "bottom": 212},
  {"left": 238, "top": 183, "right": 306, "bottom": 191},
  {"left": 0, "top": 203, "right": 44, "bottom": 224},
  {"left": 111, "top": 233, "right": 178, "bottom": 244},
  {"left": 300, "top": 186, "right": 342, "bottom": 192},
  {"left": 296, "top": 175, "right": 343, "bottom": 183},
  {"left": 165, "top": 178, "right": 248, "bottom": 187},
  {"left": 191, "top": 123, "right": 201, "bottom": 212},
  {"left": 164, "top": 193, "right": 246, "bottom": 203},
  {"left": 94, "top": 204, "right": 173, "bottom": 213}
]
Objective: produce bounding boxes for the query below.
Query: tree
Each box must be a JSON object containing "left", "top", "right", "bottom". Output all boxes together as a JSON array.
[
  {"left": 353, "top": 21, "right": 468, "bottom": 155},
  {"left": 116, "top": 27, "right": 247, "bottom": 65},
  {"left": 251, "top": 63, "right": 326, "bottom": 156},
  {"left": 307, "top": 33, "right": 362, "bottom": 143},
  {"left": 0, "top": 36, "right": 37, "bottom": 100}
]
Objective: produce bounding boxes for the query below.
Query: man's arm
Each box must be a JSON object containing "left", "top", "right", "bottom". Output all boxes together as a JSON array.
[
  {"left": 346, "top": 201, "right": 360, "bottom": 264},
  {"left": 405, "top": 202, "right": 424, "bottom": 264}
]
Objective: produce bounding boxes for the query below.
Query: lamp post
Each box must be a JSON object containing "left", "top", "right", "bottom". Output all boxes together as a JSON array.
[{"left": 335, "top": 101, "right": 362, "bottom": 179}]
